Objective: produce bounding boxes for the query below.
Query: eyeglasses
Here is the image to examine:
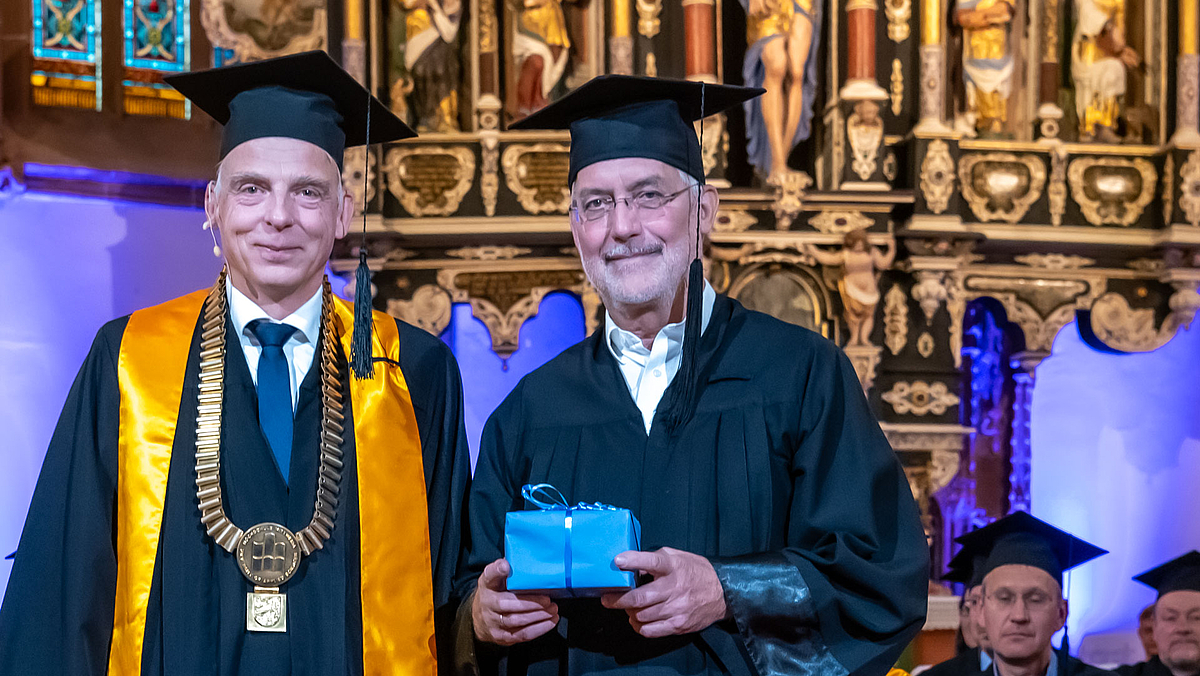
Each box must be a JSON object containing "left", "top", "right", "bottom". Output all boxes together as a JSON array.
[
  {"left": 987, "top": 590, "right": 1056, "bottom": 611},
  {"left": 570, "top": 186, "right": 692, "bottom": 223}
]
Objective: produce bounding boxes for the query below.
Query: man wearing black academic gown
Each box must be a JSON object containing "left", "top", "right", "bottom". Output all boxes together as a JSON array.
[
  {"left": 457, "top": 76, "right": 930, "bottom": 676},
  {"left": 962, "top": 512, "right": 1114, "bottom": 676},
  {"left": 925, "top": 552, "right": 993, "bottom": 676},
  {"left": 0, "top": 52, "right": 470, "bottom": 676},
  {"left": 1117, "top": 553, "right": 1200, "bottom": 676}
]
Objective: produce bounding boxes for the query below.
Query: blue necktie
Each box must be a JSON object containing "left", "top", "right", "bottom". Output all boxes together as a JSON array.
[{"left": 249, "top": 319, "right": 298, "bottom": 484}]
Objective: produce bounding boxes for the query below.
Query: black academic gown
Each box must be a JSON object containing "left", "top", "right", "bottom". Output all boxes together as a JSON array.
[
  {"left": 0, "top": 308, "right": 471, "bottom": 675},
  {"left": 978, "top": 652, "right": 1116, "bottom": 676},
  {"left": 459, "top": 295, "right": 929, "bottom": 676},
  {"left": 1116, "top": 657, "right": 1181, "bottom": 676},
  {"left": 924, "top": 648, "right": 987, "bottom": 676}
]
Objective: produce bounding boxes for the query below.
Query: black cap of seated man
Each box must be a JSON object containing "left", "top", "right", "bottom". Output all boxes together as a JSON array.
[
  {"left": 511, "top": 76, "right": 763, "bottom": 430},
  {"left": 956, "top": 511, "right": 1108, "bottom": 676},
  {"left": 943, "top": 546, "right": 989, "bottom": 588},
  {"left": 1135, "top": 551, "right": 1200, "bottom": 599},
  {"left": 165, "top": 51, "right": 416, "bottom": 379}
]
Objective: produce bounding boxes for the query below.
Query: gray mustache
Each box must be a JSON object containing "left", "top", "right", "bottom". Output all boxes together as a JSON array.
[{"left": 603, "top": 244, "right": 663, "bottom": 260}]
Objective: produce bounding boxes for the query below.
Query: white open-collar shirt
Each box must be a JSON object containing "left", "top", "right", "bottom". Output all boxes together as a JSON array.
[
  {"left": 227, "top": 282, "right": 322, "bottom": 412},
  {"left": 605, "top": 282, "right": 716, "bottom": 434}
]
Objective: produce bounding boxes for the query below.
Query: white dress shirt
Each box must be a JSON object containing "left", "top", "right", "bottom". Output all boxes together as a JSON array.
[
  {"left": 227, "top": 283, "right": 322, "bottom": 412},
  {"left": 605, "top": 282, "right": 716, "bottom": 434}
]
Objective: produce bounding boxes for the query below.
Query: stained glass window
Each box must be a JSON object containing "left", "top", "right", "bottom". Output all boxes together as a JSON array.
[
  {"left": 123, "top": 0, "right": 190, "bottom": 118},
  {"left": 31, "top": 0, "right": 102, "bottom": 110}
]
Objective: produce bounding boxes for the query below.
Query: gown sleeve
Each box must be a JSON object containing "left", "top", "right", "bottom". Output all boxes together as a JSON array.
[
  {"left": 0, "top": 319, "right": 128, "bottom": 676},
  {"left": 710, "top": 342, "right": 929, "bottom": 676}
]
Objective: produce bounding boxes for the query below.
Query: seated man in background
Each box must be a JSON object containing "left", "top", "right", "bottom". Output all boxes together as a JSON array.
[
  {"left": 1119, "top": 553, "right": 1200, "bottom": 676},
  {"left": 925, "top": 552, "right": 993, "bottom": 676},
  {"left": 961, "top": 511, "right": 1114, "bottom": 676}
]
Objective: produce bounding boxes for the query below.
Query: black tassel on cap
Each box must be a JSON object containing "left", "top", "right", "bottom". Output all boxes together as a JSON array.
[
  {"left": 350, "top": 247, "right": 374, "bottom": 380},
  {"left": 663, "top": 82, "right": 706, "bottom": 433},
  {"left": 350, "top": 81, "right": 375, "bottom": 381}
]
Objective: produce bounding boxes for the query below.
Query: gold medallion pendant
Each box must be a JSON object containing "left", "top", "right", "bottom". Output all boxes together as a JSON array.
[{"left": 236, "top": 523, "right": 302, "bottom": 632}]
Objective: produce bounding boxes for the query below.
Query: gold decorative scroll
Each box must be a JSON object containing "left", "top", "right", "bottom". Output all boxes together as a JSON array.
[
  {"left": 809, "top": 210, "right": 873, "bottom": 234},
  {"left": 1180, "top": 150, "right": 1200, "bottom": 227},
  {"left": 636, "top": 0, "right": 662, "bottom": 37},
  {"left": 1065, "top": 157, "right": 1156, "bottom": 226},
  {"left": 883, "top": 284, "right": 909, "bottom": 355},
  {"left": 958, "top": 152, "right": 1046, "bottom": 223},
  {"left": 881, "top": 380, "right": 961, "bottom": 416},
  {"left": 384, "top": 146, "right": 476, "bottom": 217},
  {"left": 714, "top": 209, "right": 759, "bottom": 232},
  {"left": 386, "top": 284, "right": 453, "bottom": 336},
  {"left": 890, "top": 59, "right": 904, "bottom": 115},
  {"left": 437, "top": 269, "right": 585, "bottom": 358},
  {"left": 501, "top": 143, "right": 572, "bottom": 214}
]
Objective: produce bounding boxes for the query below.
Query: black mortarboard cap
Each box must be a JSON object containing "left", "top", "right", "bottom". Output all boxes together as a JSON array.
[
  {"left": 513, "top": 76, "right": 762, "bottom": 431},
  {"left": 1134, "top": 551, "right": 1200, "bottom": 599},
  {"left": 955, "top": 511, "right": 1107, "bottom": 587},
  {"left": 164, "top": 50, "right": 415, "bottom": 170},
  {"left": 943, "top": 546, "right": 989, "bottom": 587},
  {"left": 509, "top": 75, "right": 762, "bottom": 186}
]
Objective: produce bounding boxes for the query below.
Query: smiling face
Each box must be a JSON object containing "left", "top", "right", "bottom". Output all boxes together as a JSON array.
[
  {"left": 205, "top": 136, "right": 352, "bottom": 305},
  {"left": 1154, "top": 591, "right": 1200, "bottom": 674},
  {"left": 570, "top": 157, "right": 716, "bottom": 308},
  {"left": 982, "top": 565, "right": 1067, "bottom": 663}
]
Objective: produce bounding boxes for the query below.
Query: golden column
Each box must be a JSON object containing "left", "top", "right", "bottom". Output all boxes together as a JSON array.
[
  {"left": 1035, "top": 0, "right": 1063, "bottom": 140},
  {"left": 610, "top": 0, "right": 634, "bottom": 74},
  {"left": 1174, "top": 0, "right": 1200, "bottom": 146},
  {"left": 914, "top": 0, "right": 950, "bottom": 133},
  {"left": 343, "top": 0, "right": 367, "bottom": 84}
]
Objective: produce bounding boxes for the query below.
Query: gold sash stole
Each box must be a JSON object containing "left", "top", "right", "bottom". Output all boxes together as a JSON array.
[{"left": 109, "top": 289, "right": 436, "bottom": 675}]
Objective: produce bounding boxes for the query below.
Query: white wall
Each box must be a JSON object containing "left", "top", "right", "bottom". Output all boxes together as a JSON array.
[{"left": 1032, "top": 322, "right": 1200, "bottom": 654}]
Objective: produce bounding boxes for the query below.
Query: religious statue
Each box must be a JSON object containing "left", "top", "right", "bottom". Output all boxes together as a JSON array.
[
  {"left": 508, "top": 0, "right": 572, "bottom": 120},
  {"left": 803, "top": 229, "right": 896, "bottom": 348},
  {"left": 740, "top": 0, "right": 823, "bottom": 179},
  {"left": 1071, "top": 0, "right": 1140, "bottom": 142},
  {"left": 954, "top": 0, "right": 1014, "bottom": 137},
  {"left": 395, "top": 0, "right": 463, "bottom": 132}
]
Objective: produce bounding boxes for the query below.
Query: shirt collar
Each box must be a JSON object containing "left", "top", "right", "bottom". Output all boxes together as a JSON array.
[
  {"left": 228, "top": 281, "right": 323, "bottom": 345},
  {"left": 605, "top": 281, "right": 716, "bottom": 360}
]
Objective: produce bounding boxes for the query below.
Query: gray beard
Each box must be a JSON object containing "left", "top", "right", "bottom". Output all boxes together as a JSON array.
[{"left": 583, "top": 244, "right": 689, "bottom": 307}]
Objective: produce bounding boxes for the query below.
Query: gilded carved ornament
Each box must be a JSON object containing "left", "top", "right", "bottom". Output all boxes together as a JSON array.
[
  {"left": 881, "top": 381, "right": 961, "bottom": 416},
  {"left": 714, "top": 209, "right": 758, "bottom": 233},
  {"left": 919, "top": 140, "right": 955, "bottom": 214},
  {"left": 917, "top": 332, "right": 934, "bottom": 358},
  {"left": 1066, "top": 157, "right": 1157, "bottom": 227},
  {"left": 342, "top": 146, "right": 377, "bottom": 215},
  {"left": 636, "top": 0, "right": 662, "bottom": 38},
  {"left": 1163, "top": 154, "right": 1175, "bottom": 225},
  {"left": 1180, "top": 150, "right": 1200, "bottom": 228},
  {"left": 437, "top": 269, "right": 585, "bottom": 359},
  {"left": 848, "top": 101, "right": 884, "bottom": 181},
  {"left": 501, "top": 143, "right": 572, "bottom": 214},
  {"left": 883, "top": 284, "right": 909, "bottom": 356},
  {"left": 884, "top": 153, "right": 898, "bottom": 181},
  {"left": 384, "top": 146, "right": 476, "bottom": 217},
  {"left": 1013, "top": 253, "right": 1095, "bottom": 270},
  {"left": 958, "top": 153, "right": 1046, "bottom": 223},
  {"left": 963, "top": 275, "right": 1103, "bottom": 352},
  {"left": 911, "top": 271, "right": 948, "bottom": 325},
  {"left": 843, "top": 345, "right": 883, "bottom": 393},
  {"left": 769, "top": 170, "right": 813, "bottom": 229},
  {"left": 697, "top": 115, "right": 724, "bottom": 177},
  {"left": 1088, "top": 292, "right": 1173, "bottom": 352},
  {"left": 387, "top": 284, "right": 453, "bottom": 336},
  {"left": 480, "top": 135, "right": 500, "bottom": 217},
  {"left": 445, "top": 246, "right": 532, "bottom": 261},
  {"left": 200, "top": 0, "right": 326, "bottom": 62},
  {"left": 885, "top": 0, "right": 911, "bottom": 42},
  {"left": 808, "top": 210, "right": 872, "bottom": 234},
  {"left": 1048, "top": 146, "right": 1067, "bottom": 226},
  {"left": 479, "top": 0, "right": 498, "bottom": 52},
  {"left": 890, "top": 60, "right": 904, "bottom": 116}
]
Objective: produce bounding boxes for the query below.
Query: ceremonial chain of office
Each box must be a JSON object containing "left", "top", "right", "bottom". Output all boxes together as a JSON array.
[{"left": 193, "top": 270, "right": 347, "bottom": 589}]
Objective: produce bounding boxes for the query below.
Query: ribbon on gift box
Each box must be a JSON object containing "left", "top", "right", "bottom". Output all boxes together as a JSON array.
[{"left": 520, "top": 483, "right": 623, "bottom": 592}]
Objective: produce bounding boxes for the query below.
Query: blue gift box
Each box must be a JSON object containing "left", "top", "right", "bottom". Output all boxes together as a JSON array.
[{"left": 505, "top": 484, "right": 641, "bottom": 597}]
